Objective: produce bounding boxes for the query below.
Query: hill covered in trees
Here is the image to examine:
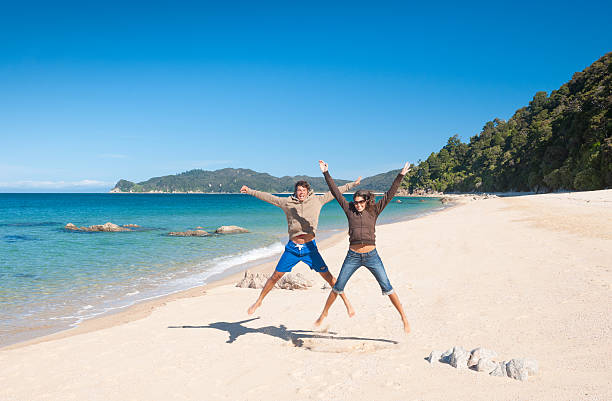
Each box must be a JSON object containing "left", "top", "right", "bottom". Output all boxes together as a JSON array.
[
  {"left": 112, "top": 168, "right": 360, "bottom": 193},
  {"left": 404, "top": 52, "right": 611, "bottom": 193},
  {"left": 111, "top": 167, "right": 408, "bottom": 194}
]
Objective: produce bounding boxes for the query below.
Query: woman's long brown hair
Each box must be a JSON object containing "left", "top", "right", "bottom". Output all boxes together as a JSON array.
[{"left": 353, "top": 189, "right": 376, "bottom": 211}]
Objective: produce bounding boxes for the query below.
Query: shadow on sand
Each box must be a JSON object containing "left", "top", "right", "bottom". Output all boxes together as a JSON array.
[{"left": 168, "top": 317, "right": 398, "bottom": 348}]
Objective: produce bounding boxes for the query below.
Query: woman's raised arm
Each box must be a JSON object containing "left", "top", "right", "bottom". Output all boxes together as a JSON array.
[
  {"left": 375, "top": 162, "right": 410, "bottom": 214},
  {"left": 320, "top": 160, "right": 351, "bottom": 212}
]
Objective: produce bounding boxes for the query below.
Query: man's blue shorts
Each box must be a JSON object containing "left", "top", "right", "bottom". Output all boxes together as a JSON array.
[{"left": 275, "top": 240, "right": 328, "bottom": 273}]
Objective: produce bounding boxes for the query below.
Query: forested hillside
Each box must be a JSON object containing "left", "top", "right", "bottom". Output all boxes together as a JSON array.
[
  {"left": 111, "top": 168, "right": 354, "bottom": 193},
  {"left": 404, "top": 52, "right": 611, "bottom": 193}
]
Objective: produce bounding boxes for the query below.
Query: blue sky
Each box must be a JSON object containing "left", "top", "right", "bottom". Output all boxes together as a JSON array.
[{"left": 1, "top": 1, "right": 610, "bottom": 192}]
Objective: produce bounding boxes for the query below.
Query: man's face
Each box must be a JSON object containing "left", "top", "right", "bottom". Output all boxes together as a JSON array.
[
  {"left": 296, "top": 185, "right": 308, "bottom": 201},
  {"left": 354, "top": 196, "right": 367, "bottom": 212}
]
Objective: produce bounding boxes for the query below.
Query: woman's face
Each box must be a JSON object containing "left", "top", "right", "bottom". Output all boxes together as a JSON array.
[{"left": 354, "top": 196, "right": 367, "bottom": 212}]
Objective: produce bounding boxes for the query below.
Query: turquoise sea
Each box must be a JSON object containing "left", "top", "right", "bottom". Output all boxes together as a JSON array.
[{"left": 0, "top": 193, "right": 442, "bottom": 347}]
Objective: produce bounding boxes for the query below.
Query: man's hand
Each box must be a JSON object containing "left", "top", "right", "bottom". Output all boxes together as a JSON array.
[
  {"left": 240, "top": 185, "right": 250, "bottom": 194},
  {"left": 355, "top": 176, "right": 362, "bottom": 186},
  {"left": 319, "top": 160, "right": 328, "bottom": 173},
  {"left": 401, "top": 162, "right": 411, "bottom": 175}
]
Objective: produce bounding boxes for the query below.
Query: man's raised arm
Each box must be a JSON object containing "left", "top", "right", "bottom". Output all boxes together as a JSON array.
[{"left": 241, "top": 185, "right": 285, "bottom": 208}]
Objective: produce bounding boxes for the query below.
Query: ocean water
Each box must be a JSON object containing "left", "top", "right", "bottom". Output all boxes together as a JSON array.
[{"left": 0, "top": 193, "right": 442, "bottom": 346}]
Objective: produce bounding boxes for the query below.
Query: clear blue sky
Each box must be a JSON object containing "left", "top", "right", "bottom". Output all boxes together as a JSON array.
[{"left": 1, "top": 1, "right": 610, "bottom": 192}]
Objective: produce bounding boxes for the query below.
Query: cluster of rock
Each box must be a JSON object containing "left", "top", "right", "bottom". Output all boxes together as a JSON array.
[
  {"left": 167, "top": 225, "right": 249, "bottom": 237},
  {"left": 428, "top": 346, "right": 538, "bottom": 381},
  {"left": 214, "top": 225, "right": 249, "bottom": 234},
  {"left": 168, "top": 230, "right": 209, "bottom": 237},
  {"left": 438, "top": 193, "right": 499, "bottom": 205},
  {"left": 64, "top": 222, "right": 138, "bottom": 232},
  {"left": 236, "top": 271, "right": 313, "bottom": 290}
]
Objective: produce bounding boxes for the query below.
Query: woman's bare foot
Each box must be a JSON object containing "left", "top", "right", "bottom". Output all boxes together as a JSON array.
[
  {"left": 402, "top": 319, "right": 411, "bottom": 334},
  {"left": 346, "top": 304, "right": 356, "bottom": 317},
  {"left": 247, "top": 301, "right": 261, "bottom": 315}
]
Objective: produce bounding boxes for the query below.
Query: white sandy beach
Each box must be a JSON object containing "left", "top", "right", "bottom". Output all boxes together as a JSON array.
[{"left": 1, "top": 190, "right": 611, "bottom": 401}]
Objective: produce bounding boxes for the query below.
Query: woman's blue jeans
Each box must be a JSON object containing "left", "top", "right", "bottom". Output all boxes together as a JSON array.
[{"left": 332, "top": 248, "right": 394, "bottom": 296}]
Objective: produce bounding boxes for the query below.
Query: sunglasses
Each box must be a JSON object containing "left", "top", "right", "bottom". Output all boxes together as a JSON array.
[{"left": 354, "top": 199, "right": 367, "bottom": 205}]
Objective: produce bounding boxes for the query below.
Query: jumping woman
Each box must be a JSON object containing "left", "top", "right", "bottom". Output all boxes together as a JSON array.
[{"left": 314, "top": 160, "right": 411, "bottom": 333}]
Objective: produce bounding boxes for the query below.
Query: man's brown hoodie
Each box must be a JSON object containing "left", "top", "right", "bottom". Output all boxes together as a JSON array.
[{"left": 246, "top": 181, "right": 358, "bottom": 239}]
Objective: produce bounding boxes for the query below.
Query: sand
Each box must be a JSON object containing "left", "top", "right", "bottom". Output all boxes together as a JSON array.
[{"left": 1, "top": 190, "right": 611, "bottom": 400}]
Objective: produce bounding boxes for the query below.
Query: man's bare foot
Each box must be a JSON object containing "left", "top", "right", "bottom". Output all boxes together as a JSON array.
[
  {"left": 314, "top": 313, "right": 327, "bottom": 327},
  {"left": 248, "top": 301, "right": 261, "bottom": 315},
  {"left": 403, "top": 319, "right": 411, "bottom": 334}
]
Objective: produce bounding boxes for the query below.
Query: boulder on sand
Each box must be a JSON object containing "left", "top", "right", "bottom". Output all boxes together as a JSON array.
[
  {"left": 215, "top": 225, "right": 249, "bottom": 234},
  {"left": 427, "top": 350, "right": 443, "bottom": 364},
  {"left": 468, "top": 347, "right": 498, "bottom": 367},
  {"left": 449, "top": 346, "right": 470, "bottom": 369},
  {"left": 505, "top": 358, "right": 538, "bottom": 381},
  {"left": 476, "top": 358, "right": 497, "bottom": 373},
  {"left": 236, "top": 271, "right": 269, "bottom": 289},
  {"left": 236, "top": 271, "right": 313, "bottom": 290},
  {"left": 275, "top": 273, "right": 313, "bottom": 290}
]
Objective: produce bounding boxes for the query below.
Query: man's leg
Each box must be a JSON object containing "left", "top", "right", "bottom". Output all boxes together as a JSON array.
[
  {"left": 248, "top": 243, "right": 298, "bottom": 315},
  {"left": 247, "top": 270, "right": 285, "bottom": 315},
  {"left": 318, "top": 270, "right": 355, "bottom": 317},
  {"left": 314, "top": 290, "right": 337, "bottom": 327}
]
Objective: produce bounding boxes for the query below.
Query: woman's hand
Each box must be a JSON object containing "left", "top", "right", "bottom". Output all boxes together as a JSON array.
[
  {"left": 401, "top": 162, "right": 411, "bottom": 175},
  {"left": 240, "top": 185, "right": 250, "bottom": 193},
  {"left": 355, "top": 176, "right": 362, "bottom": 186},
  {"left": 319, "top": 160, "right": 328, "bottom": 173}
]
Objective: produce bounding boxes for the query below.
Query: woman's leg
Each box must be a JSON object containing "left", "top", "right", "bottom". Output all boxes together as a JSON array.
[
  {"left": 364, "top": 250, "right": 410, "bottom": 333},
  {"left": 388, "top": 292, "right": 411, "bottom": 333},
  {"left": 318, "top": 270, "right": 355, "bottom": 317},
  {"left": 315, "top": 251, "right": 360, "bottom": 326},
  {"left": 307, "top": 243, "right": 355, "bottom": 317}
]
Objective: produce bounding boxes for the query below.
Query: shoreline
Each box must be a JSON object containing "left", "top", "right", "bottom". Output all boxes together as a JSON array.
[
  {"left": 0, "top": 230, "right": 346, "bottom": 352},
  {"left": 1, "top": 198, "right": 448, "bottom": 351}
]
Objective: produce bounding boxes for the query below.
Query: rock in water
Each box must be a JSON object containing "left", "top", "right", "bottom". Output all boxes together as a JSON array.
[
  {"left": 476, "top": 358, "right": 497, "bottom": 373},
  {"left": 95, "top": 222, "right": 129, "bottom": 232},
  {"left": 450, "top": 346, "right": 470, "bottom": 369},
  {"left": 275, "top": 273, "right": 313, "bottom": 290},
  {"left": 168, "top": 230, "right": 209, "bottom": 237},
  {"left": 490, "top": 361, "right": 508, "bottom": 377},
  {"left": 64, "top": 222, "right": 131, "bottom": 232},
  {"left": 428, "top": 350, "right": 443, "bottom": 364},
  {"left": 215, "top": 225, "right": 249, "bottom": 234},
  {"left": 468, "top": 347, "right": 498, "bottom": 367}
]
